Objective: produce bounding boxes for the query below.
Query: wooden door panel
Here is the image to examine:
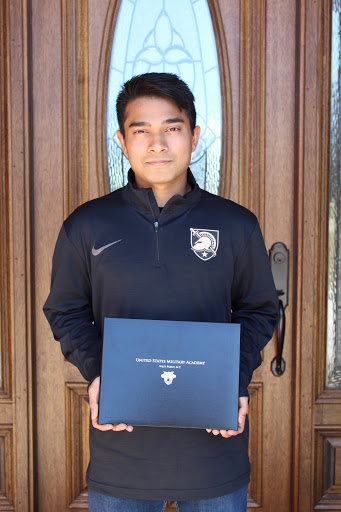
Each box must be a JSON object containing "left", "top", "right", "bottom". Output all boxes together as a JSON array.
[
  {"left": 0, "top": 428, "right": 14, "bottom": 509},
  {"left": 63, "top": 383, "right": 266, "bottom": 510},
  {"left": 67, "top": 382, "right": 265, "bottom": 511},
  {"left": 315, "top": 429, "right": 341, "bottom": 508},
  {"left": 65, "top": 384, "right": 89, "bottom": 510},
  {"left": 247, "top": 384, "right": 264, "bottom": 507},
  {"left": 32, "top": 1, "right": 295, "bottom": 511}
]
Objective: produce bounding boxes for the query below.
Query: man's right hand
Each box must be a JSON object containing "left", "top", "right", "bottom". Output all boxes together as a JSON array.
[{"left": 88, "top": 376, "right": 134, "bottom": 432}]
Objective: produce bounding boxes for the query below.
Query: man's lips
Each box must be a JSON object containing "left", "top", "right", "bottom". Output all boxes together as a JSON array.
[{"left": 145, "top": 160, "right": 172, "bottom": 166}]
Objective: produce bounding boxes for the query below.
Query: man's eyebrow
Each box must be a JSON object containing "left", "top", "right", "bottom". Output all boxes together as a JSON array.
[
  {"left": 128, "top": 118, "right": 185, "bottom": 128},
  {"left": 128, "top": 121, "right": 151, "bottom": 128},
  {"left": 162, "top": 118, "right": 185, "bottom": 124}
]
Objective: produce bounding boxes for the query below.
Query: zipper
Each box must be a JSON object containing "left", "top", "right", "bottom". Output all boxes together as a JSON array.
[
  {"left": 154, "top": 221, "right": 160, "bottom": 262},
  {"left": 147, "top": 194, "right": 161, "bottom": 264}
]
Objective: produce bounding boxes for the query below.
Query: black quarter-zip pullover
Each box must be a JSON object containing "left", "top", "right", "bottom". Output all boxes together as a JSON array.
[{"left": 44, "top": 169, "right": 278, "bottom": 500}]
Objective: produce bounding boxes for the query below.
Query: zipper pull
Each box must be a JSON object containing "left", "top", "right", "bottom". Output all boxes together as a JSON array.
[{"left": 154, "top": 221, "right": 158, "bottom": 231}]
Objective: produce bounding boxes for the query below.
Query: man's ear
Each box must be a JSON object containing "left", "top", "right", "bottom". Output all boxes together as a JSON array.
[
  {"left": 116, "top": 130, "right": 128, "bottom": 156},
  {"left": 191, "top": 126, "right": 201, "bottom": 152}
]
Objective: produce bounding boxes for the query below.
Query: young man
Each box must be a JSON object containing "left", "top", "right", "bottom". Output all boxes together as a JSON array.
[{"left": 44, "top": 73, "right": 278, "bottom": 512}]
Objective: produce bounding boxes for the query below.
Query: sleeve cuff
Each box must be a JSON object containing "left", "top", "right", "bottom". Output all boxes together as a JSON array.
[
  {"left": 238, "top": 386, "right": 249, "bottom": 398},
  {"left": 87, "top": 374, "right": 100, "bottom": 392}
]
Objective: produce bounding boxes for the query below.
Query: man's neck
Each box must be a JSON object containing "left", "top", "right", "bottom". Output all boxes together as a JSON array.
[
  {"left": 135, "top": 175, "right": 191, "bottom": 207},
  {"left": 152, "top": 182, "right": 191, "bottom": 207}
]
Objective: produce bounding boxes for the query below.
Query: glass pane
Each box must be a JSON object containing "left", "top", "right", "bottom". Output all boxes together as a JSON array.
[
  {"left": 106, "top": 0, "right": 222, "bottom": 194},
  {"left": 326, "top": 0, "right": 341, "bottom": 387}
]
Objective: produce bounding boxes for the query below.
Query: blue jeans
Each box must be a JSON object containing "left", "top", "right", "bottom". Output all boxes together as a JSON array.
[{"left": 87, "top": 485, "right": 248, "bottom": 512}]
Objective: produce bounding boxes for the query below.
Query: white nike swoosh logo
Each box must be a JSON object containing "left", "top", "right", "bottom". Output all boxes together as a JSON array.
[{"left": 92, "top": 240, "right": 122, "bottom": 256}]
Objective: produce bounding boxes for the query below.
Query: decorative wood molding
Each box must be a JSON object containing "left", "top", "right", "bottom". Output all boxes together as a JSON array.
[
  {"left": 316, "top": 0, "right": 336, "bottom": 398},
  {"left": 313, "top": 5, "right": 341, "bottom": 511},
  {"left": 0, "top": 0, "right": 12, "bottom": 402},
  {"left": 207, "top": 0, "right": 232, "bottom": 199},
  {"left": 247, "top": 382, "right": 263, "bottom": 508},
  {"left": 5, "top": 0, "right": 34, "bottom": 508},
  {"left": 0, "top": 427, "right": 14, "bottom": 509},
  {"left": 314, "top": 429, "right": 341, "bottom": 509},
  {"left": 316, "top": 390, "right": 341, "bottom": 404},
  {"left": 96, "top": 0, "right": 121, "bottom": 198},
  {"left": 1, "top": 1, "right": 33, "bottom": 509},
  {"left": 65, "top": 383, "right": 89, "bottom": 509},
  {"left": 61, "top": 0, "right": 90, "bottom": 217},
  {"left": 238, "top": 0, "right": 266, "bottom": 232},
  {"left": 292, "top": 0, "right": 306, "bottom": 507}
]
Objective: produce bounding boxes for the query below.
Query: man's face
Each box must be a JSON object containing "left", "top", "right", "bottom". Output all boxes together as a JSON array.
[{"left": 117, "top": 96, "right": 200, "bottom": 190}]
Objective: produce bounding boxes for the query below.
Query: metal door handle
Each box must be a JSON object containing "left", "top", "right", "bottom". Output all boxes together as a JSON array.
[
  {"left": 269, "top": 243, "right": 289, "bottom": 377},
  {"left": 271, "top": 297, "right": 286, "bottom": 376}
]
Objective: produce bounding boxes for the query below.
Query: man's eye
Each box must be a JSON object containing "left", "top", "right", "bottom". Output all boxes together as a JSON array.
[
  {"left": 134, "top": 129, "right": 146, "bottom": 134},
  {"left": 168, "top": 127, "right": 180, "bottom": 132}
]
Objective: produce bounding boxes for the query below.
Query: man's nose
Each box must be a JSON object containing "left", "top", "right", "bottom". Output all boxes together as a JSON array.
[{"left": 148, "top": 132, "right": 167, "bottom": 153}]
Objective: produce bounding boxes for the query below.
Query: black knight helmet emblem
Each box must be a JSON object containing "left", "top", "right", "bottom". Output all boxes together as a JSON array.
[{"left": 190, "top": 228, "right": 219, "bottom": 261}]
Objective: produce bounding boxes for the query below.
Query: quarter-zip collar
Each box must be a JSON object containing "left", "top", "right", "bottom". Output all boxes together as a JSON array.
[{"left": 121, "top": 168, "right": 201, "bottom": 222}]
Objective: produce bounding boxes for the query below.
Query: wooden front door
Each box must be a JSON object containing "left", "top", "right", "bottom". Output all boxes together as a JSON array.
[{"left": 1, "top": 0, "right": 337, "bottom": 510}]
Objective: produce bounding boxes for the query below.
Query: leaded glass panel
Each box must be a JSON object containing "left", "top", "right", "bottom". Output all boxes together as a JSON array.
[
  {"left": 106, "top": 0, "right": 222, "bottom": 194},
  {"left": 326, "top": 0, "right": 341, "bottom": 387}
]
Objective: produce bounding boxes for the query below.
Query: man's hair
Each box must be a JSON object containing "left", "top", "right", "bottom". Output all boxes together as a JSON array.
[{"left": 116, "top": 73, "right": 196, "bottom": 136}]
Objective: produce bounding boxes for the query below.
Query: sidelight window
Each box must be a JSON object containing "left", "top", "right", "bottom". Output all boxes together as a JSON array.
[{"left": 326, "top": 0, "right": 341, "bottom": 387}]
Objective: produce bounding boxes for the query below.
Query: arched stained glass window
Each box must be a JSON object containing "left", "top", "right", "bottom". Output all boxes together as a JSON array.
[{"left": 106, "top": 0, "right": 222, "bottom": 194}]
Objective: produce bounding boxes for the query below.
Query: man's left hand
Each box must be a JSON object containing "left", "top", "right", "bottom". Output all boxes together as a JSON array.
[{"left": 206, "top": 396, "right": 248, "bottom": 438}]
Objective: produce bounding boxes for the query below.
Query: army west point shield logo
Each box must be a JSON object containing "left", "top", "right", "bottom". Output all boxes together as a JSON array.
[{"left": 190, "top": 228, "right": 219, "bottom": 261}]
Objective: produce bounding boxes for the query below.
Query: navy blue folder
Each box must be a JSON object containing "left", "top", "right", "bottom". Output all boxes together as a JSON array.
[{"left": 98, "top": 318, "right": 240, "bottom": 430}]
